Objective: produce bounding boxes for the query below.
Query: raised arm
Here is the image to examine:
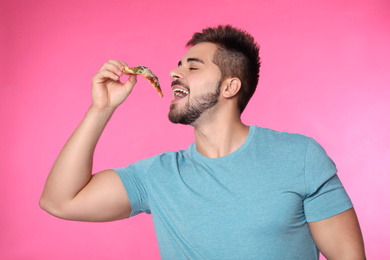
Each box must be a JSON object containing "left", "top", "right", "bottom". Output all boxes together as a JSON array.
[{"left": 40, "top": 60, "right": 137, "bottom": 222}]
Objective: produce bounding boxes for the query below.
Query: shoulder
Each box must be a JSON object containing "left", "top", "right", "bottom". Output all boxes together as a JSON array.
[
  {"left": 130, "top": 146, "right": 191, "bottom": 172},
  {"left": 251, "top": 125, "right": 312, "bottom": 152},
  {"left": 115, "top": 148, "right": 190, "bottom": 184}
]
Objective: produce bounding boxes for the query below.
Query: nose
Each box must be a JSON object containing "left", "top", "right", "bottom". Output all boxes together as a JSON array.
[{"left": 169, "top": 67, "right": 183, "bottom": 79}]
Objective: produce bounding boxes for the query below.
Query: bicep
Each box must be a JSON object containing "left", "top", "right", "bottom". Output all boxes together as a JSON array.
[
  {"left": 308, "top": 208, "right": 365, "bottom": 259},
  {"left": 61, "top": 169, "right": 132, "bottom": 222}
]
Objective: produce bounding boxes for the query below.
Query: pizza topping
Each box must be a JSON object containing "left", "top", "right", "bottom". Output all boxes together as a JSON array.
[{"left": 122, "top": 66, "right": 163, "bottom": 97}]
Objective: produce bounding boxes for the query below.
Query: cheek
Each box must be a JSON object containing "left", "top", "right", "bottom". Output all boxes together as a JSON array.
[{"left": 188, "top": 72, "right": 220, "bottom": 92}]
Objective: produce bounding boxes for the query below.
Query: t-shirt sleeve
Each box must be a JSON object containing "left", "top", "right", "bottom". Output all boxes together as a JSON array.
[
  {"left": 303, "top": 138, "right": 353, "bottom": 222},
  {"left": 114, "top": 160, "right": 152, "bottom": 217}
]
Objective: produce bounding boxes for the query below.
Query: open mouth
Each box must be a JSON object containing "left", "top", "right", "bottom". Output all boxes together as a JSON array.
[{"left": 172, "top": 88, "right": 189, "bottom": 100}]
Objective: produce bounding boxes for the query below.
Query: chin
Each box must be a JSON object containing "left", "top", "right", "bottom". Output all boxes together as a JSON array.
[
  {"left": 168, "top": 112, "right": 189, "bottom": 125},
  {"left": 168, "top": 105, "right": 192, "bottom": 125}
]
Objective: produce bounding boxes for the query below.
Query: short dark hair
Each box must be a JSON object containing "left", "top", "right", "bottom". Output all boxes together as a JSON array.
[{"left": 186, "top": 25, "right": 260, "bottom": 114}]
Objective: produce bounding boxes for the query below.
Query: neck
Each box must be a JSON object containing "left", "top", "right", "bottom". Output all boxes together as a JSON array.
[{"left": 193, "top": 113, "right": 249, "bottom": 158}]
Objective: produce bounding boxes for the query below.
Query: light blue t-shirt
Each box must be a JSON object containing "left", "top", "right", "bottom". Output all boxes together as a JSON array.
[{"left": 115, "top": 125, "right": 353, "bottom": 259}]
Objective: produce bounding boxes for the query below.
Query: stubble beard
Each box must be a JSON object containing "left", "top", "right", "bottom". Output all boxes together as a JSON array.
[{"left": 168, "top": 82, "right": 221, "bottom": 125}]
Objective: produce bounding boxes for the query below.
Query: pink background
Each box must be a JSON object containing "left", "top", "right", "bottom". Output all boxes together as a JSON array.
[{"left": 1, "top": 0, "right": 389, "bottom": 259}]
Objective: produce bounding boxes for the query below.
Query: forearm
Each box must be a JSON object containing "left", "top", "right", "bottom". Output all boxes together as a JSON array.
[{"left": 40, "top": 106, "right": 115, "bottom": 211}]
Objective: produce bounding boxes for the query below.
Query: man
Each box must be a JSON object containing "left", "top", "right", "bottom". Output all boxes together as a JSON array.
[{"left": 40, "top": 25, "right": 365, "bottom": 259}]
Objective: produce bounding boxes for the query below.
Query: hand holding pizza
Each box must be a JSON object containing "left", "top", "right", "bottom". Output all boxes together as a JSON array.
[{"left": 91, "top": 60, "right": 137, "bottom": 110}]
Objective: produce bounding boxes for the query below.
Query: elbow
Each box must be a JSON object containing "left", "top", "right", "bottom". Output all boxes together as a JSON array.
[
  {"left": 39, "top": 194, "right": 66, "bottom": 219},
  {"left": 39, "top": 194, "right": 79, "bottom": 221},
  {"left": 39, "top": 194, "right": 55, "bottom": 215},
  {"left": 39, "top": 195, "right": 50, "bottom": 212}
]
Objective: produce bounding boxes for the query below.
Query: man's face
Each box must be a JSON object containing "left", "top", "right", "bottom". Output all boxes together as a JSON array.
[{"left": 168, "top": 42, "right": 222, "bottom": 125}]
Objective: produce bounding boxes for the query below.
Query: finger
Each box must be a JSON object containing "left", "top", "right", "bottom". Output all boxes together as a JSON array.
[
  {"left": 93, "top": 70, "right": 120, "bottom": 83},
  {"left": 108, "top": 59, "right": 126, "bottom": 68},
  {"left": 109, "top": 59, "right": 129, "bottom": 69},
  {"left": 118, "top": 60, "right": 129, "bottom": 68},
  {"left": 115, "top": 60, "right": 129, "bottom": 77},
  {"left": 100, "top": 62, "right": 123, "bottom": 77},
  {"left": 108, "top": 60, "right": 129, "bottom": 77}
]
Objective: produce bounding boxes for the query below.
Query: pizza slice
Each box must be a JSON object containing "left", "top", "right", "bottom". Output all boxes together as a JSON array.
[{"left": 122, "top": 66, "right": 163, "bottom": 97}]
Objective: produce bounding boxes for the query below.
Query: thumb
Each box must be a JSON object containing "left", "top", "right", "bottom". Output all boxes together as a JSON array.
[{"left": 123, "top": 74, "right": 137, "bottom": 95}]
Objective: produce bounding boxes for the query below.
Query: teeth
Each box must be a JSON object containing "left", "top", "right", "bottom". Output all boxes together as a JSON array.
[
  {"left": 173, "top": 88, "right": 189, "bottom": 96},
  {"left": 173, "top": 89, "right": 189, "bottom": 94}
]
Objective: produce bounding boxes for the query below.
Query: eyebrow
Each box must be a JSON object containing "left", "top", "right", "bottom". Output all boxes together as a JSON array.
[{"left": 178, "top": 57, "right": 205, "bottom": 67}]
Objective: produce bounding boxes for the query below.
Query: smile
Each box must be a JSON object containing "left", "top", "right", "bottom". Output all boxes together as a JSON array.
[{"left": 173, "top": 88, "right": 189, "bottom": 98}]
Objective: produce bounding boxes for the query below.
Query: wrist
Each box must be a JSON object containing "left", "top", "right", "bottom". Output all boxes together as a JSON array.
[
  {"left": 88, "top": 105, "right": 116, "bottom": 121},
  {"left": 89, "top": 104, "right": 115, "bottom": 113}
]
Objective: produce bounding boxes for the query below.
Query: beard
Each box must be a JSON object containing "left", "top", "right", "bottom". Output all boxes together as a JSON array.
[{"left": 168, "top": 81, "right": 221, "bottom": 125}]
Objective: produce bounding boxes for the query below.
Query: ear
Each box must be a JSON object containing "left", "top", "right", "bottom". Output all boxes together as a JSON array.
[{"left": 221, "top": 77, "right": 241, "bottom": 99}]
